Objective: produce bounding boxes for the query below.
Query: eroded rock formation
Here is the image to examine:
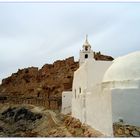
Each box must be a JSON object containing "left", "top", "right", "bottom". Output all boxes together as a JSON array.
[
  {"left": 94, "top": 52, "right": 114, "bottom": 61},
  {"left": 0, "top": 57, "right": 78, "bottom": 110}
]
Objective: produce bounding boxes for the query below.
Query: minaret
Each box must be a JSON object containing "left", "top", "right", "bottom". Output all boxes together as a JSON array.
[{"left": 79, "top": 35, "right": 94, "bottom": 66}]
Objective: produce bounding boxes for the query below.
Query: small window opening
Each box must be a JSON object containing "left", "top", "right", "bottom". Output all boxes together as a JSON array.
[
  {"left": 79, "top": 87, "right": 81, "bottom": 93},
  {"left": 85, "top": 46, "right": 88, "bottom": 51},
  {"left": 85, "top": 54, "right": 88, "bottom": 59}
]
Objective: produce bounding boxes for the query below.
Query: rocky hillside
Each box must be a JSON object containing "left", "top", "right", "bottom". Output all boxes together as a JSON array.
[
  {"left": 0, "top": 105, "right": 42, "bottom": 137},
  {"left": 0, "top": 57, "right": 79, "bottom": 110},
  {"left": 94, "top": 51, "right": 114, "bottom": 61}
]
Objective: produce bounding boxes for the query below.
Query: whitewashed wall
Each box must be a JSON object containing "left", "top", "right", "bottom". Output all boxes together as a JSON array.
[
  {"left": 73, "top": 59, "right": 113, "bottom": 94},
  {"left": 72, "top": 95, "right": 82, "bottom": 120},
  {"left": 79, "top": 50, "right": 93, "bottom": 66},
  {"left": 111, "top": 88, "right": 140, "bottom": 127},
  {"left": 86, "top": 85, "right": 113, "bottom": 136},
  {"left": 72, "top": 59, "right": 113, "bottom": 136},
  {"left": 86, "top": 60, "right": 113, "bottom": 89},
  {"left": 61, "top": 91, "right": 72, "bottom": 114}
]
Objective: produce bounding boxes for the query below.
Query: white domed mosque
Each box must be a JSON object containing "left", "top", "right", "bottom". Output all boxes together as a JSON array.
[
  {"left": 103, "top": 51, "right": 140, "bottom": 82},
  {"left": 62, "top": 36, "right": 140, "bottom": 137},
  {"left": 102, "top": 51, "right": 140, "bottom": 127}
]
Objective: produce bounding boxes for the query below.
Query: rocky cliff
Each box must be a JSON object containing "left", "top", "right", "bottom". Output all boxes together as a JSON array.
[
  {"left": 94, "top": 51, "right": 114, "bottom": 61},
  {"left": 0, "top": 57, "right": 79, "bottom": 110}
]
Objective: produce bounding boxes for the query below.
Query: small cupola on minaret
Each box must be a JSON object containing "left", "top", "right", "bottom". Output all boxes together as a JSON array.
[
  {"left": 82, "top": 35, "right": 91, "bottom": 52},
  {"left": 79, "top": 35, "right": 94, "bottom": 66}
]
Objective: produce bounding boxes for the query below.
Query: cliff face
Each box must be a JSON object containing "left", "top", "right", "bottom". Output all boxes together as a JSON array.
[{"left": 0, "top": 57, "right": 79, "bottom": 110}]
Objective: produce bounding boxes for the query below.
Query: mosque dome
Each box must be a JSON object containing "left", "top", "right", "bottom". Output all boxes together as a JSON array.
[{"left": 103, "top": 51, "right": 140, "bottom": 82}]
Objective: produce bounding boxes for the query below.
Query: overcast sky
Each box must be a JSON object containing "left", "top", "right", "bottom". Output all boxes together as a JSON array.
[{"left": 0, "top": 3, "right": 140, "bottom": 82}]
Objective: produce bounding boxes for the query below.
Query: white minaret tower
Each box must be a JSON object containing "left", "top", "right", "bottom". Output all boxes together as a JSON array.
[{"left": 79, "top": 35, "right": 94, "bottom": 66}]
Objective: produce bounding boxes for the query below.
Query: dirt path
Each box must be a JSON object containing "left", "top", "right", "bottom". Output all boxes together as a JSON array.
[
  {"left": 45, "top": 110, "right": 61, "bottom": 125},
  {"left": 29, "top": 106, "right": 72, "bottom": 137}
]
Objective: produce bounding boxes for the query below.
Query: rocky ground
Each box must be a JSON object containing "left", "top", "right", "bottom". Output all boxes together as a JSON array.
[
  {"left": 62, "top": 115, "right": 104, "bottom": 137},
  {"left": 0, "top": 104, "right": 43, "bottom": 137},
  {"left": 113, "top": 122, "right": 140, "bottom": 137},
  {"left": 0, "top": 103, "right": 139, "bottom": 137}
]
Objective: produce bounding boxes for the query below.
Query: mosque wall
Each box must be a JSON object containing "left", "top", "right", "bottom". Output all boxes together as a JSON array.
[
  {"left": 86, "top": 86, "right": 113, "bottom": 136},
  {"left": 111, "top": 88, "right": 140, "bottom": 127},
  {"left": 61, "top": 91, "right": 72, "bottom": 114},
  {"left": 72, "top": 60, "right": 112, "bottom": 94},
  {"left": 102, "top": 80, "right": 140, "bottom": 90},
  {"left": 72, "top": 95, "right": 83, "bottom": 121},
  {"left": 79, "top": 51, "right": 93, "bottom": 66},
  {"left": 72, "top": 59, "right": 113, "bottom": 136},
  {"left": 86, "top": 60, "right": 113, "bottom": 89}
]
